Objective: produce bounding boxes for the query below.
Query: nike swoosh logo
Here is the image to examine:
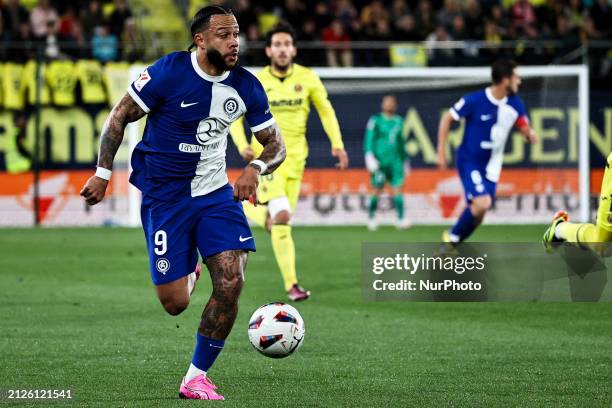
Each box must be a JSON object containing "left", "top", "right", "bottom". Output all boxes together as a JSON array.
[
  {"left": 181, "top": 101, "right": 199, "bottom": 108},
  {"left": 480, "top": 114, "right": 492, "bottom": 121},
  {"left": 239, "top": 235, "right": 253, "bottom": 242}
]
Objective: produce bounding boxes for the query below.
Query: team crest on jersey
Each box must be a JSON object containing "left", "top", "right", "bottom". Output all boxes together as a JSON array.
[
  {"left": 156, "top": 258, "right": 170, "bottom": 275},
  {"left": 223, "top": 98, "right": 239, "bottom": 118},
  {"left": 134, "top": 69, "right": 151, "bottom": 92},
  {"left": 294, "top": 84, "right": 303, "bottom": 93}
]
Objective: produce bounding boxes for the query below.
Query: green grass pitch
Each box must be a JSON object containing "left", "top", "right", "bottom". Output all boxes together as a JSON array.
[{"left": 1, "top": 225, "right": 611, "bottom": 407}]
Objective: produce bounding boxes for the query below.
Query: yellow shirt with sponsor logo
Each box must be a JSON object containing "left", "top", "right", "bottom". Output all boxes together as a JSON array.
[
  {"left": 2, "top": 63, "right": 25, "bottom": 110},
  {"left": 230, "top": 64, "right": 343, "bottom": 174},
  {"left": 46, "top": 60, "right": 78, "bottom": 106},
  {"left": 76, "top": 60, "right": 107, "bottom": 104}
]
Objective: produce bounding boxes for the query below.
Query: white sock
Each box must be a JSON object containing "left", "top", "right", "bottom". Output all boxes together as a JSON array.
[
  {"left": 185, "top": 363, "right": 206, "bottom": 382},
  {"left": 187, "top": 271, "right": 197, "bottom": 295},
  {"left": 448, "top": 232, "right": 460, "bottom": 243},
  {"left": 554, "top": 224, "right": 565, "bottom": 240}
]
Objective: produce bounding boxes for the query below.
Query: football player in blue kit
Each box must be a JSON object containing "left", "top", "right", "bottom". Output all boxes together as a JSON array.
[
  {"left": 436, "top": 59, "right": 538, "bottom": 243},
  {"left": 80, "top": 6, "right": 286, "bottom": 400}
]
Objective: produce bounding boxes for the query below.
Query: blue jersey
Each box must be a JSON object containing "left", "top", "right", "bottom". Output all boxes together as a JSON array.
[
  {"left": 128, "top": 51, "right": 275, "bottom": 201},
  {"left": 449, "top": 87, "right": 528, "bottom": 182}
]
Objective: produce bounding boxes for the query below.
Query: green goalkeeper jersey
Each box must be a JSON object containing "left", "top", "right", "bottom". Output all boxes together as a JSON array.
[{"left": 364, "top": 113, "right": 406, "bottom": 166}]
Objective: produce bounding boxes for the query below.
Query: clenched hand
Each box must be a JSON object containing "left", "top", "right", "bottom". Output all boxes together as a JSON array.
[
  {"left": 233, "top": 165, "right": 260, "bottom": 205},
  {"left": 80, "top": 176, "right": 109, "bottom": 206}
]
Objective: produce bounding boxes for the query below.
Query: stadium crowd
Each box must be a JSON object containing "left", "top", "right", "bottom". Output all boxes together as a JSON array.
[
  {"left": 0, "top": 0, "right": 610, "bottom": 75},
  {"left": 230, "top": 0, "right": 612, "bottom": 67},
  {"left": 0, "top": 0, "right": 141, "bottom": 61}
]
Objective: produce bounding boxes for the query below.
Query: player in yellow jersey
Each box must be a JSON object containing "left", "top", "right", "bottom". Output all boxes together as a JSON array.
[
  {"left": 230, "top": 24, "right": 348, "bottom": 301},
  {"left": 543, "top": 152, "right": 612, "bottom": 256}
]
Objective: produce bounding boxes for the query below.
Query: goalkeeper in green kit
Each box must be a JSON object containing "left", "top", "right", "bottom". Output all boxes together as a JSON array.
[{"left": 364, "top": 95, "right": 411, "bottom": 230}]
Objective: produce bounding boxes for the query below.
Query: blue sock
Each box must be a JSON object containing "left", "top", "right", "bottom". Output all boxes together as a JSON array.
[
  {"left": 192, "top": 333, "right": 225, "bottom": 372},
  {"left": 450, "top": 207, "right": 477, "bottom": 242}
]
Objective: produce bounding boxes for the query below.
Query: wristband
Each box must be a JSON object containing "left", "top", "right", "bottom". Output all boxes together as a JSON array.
[
  {"left": 249, "top": 159, "right": 267, "bottom": 174},
  {"left": 95, "top": 167, "right": 112, "bottom": 181}
]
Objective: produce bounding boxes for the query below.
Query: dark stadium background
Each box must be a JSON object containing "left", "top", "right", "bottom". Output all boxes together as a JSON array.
[{"left": 0, "top": 0, "right": 610, "bottom": 166}]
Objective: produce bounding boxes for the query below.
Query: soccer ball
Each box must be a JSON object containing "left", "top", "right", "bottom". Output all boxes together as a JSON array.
[{"left": 247, "top": 302, "right": 305, "bottom": 358}]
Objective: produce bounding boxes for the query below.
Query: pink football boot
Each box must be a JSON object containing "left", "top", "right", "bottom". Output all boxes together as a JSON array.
[{"left": 179, "top": 374, "right": 224, "bottom": 400}]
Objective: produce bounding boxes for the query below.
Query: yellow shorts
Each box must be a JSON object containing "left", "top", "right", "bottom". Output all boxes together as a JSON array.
[
  {"left": 257, "top": 160, "right": 304, "bottom": 210},
  {"left": 595, "top": 152, "right": 612, "bottom": 241}
]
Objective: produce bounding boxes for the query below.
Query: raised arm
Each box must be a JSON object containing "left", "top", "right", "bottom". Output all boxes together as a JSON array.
[
  {"left": 80, "top": 93, "right": 147, "bottom": 205},
  {"left": 233, "top": 122, "right": 286, "bottom": 204}
]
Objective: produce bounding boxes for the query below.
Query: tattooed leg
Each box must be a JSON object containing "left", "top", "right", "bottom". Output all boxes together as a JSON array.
[{"left": 199, "top": 250, "right": 247, "bottom": 340}]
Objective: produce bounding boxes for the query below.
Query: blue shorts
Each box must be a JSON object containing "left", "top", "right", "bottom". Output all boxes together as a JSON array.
[
  {"left": 457, "top": 164, "right": 497, "bottom": 203},
  {"left": 140, "top": 183, "right": 255, "bottom": 286}
]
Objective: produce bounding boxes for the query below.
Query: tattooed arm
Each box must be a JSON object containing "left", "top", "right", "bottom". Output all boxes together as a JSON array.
[
  {"left": 80, "top": 93, "right": 147, "bottom": 206},
  {"left": 233, "top": 122, "right": 286, "bottom": 204}
]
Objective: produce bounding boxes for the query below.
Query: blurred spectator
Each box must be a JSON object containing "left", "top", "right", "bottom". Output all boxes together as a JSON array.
[
  {"left": 6, "top": 21, "right": 35, "bottom": 61},
  {"left": 416, "top": 0, "right": 436, "bottom": 39},
  {"left": 484, "top": 19, "right": 502, "bottom": 45},
  {"left": 450, "top": 15, "right": 468, "bottom": 41},
  {"left": 299, "top": 18, "right": 318, "bottom": 42},
  {"left": 109, "top": 0, "right": 132, "bottom": 38},
  {"left": 80, "top": 0, "right": 104, "bottom": 40},
  {"left": 374, "top": 19, "right": 392, "bottom": 42},
  {"left": 535, "top": 0, "right": 562, "bottom": 35},
  {"left": 282, "top": 0, "right": 304, "bottom": 33},
  {"left": 510, "top": 0, "right": 537, "bottom": 36},
  {"left": 322, "top": 19, "right": 352, "bottom": 67},
  {"left": 313, "top": 2, "right": 334, "bottom": 34},
  {"left": 44, "top": 20, "right": 60, "bottom": 59},
  {"left": 58, "top": 7, "right": 87, "bottom": 58},
  {"left": 394, "top": 14, "right": 422, "bottom": 41},
  {"left": 235, "top": 0, "right": 258, "bottom": 33},
  {"left": 581, "top": 15, "right": 601, "bottom": 41},
  {"left": 567, "top": 0, "right": 584, "bottom": 31},
  {"left": 30, "top": 0, "right": 58, "bottom": 39},
  {"left": 335, "top": 0, "right": 358, "bottom": 31},
  {"left": 298, "top": 18, "right": 326, "bottom": 66},
  {"left": 372, "top": 19, "right": 392, "bottom": 65},
  {"left": 121, "top": 17, "right": 144, "bottom": 62},
  {"left": 482, "top": 19, "right": 503, "bottom": 61},
  {"left": 2, "top": 0, "right": 30, "bottom": 40},
  {"left": 425, "top": 25, "right": 454, "bottom": 66},
  {"left": 463, "top": 0, "right": 483, "bottom": 39},
  {"left": 92, "top": 24, "right": 118, "bottom": 62},
  {"left": 58, "top": 7, "right": 78, "bottom": 39},
  {"left": 240, "top": 23, "right": 267, "bottom": 66},
  {"left": 436, "top": 0, "right": 461, "bottom": 30},
  {"left": 361, "top": 0, "right": 389, "bottom": 30},
  {"left": 488, "top": 5, "right": 509, "bottom": 38},
  {"left": 391, "top": 0, "right": 409, "bottom": 18}
]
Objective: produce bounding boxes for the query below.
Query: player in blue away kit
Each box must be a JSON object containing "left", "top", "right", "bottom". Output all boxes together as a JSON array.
[
  {"left": 80, "top": 6, "right": 286, "bottom": 400},
  {"left": 436, "top": 59, "right": 538, "bottom": 243}
]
